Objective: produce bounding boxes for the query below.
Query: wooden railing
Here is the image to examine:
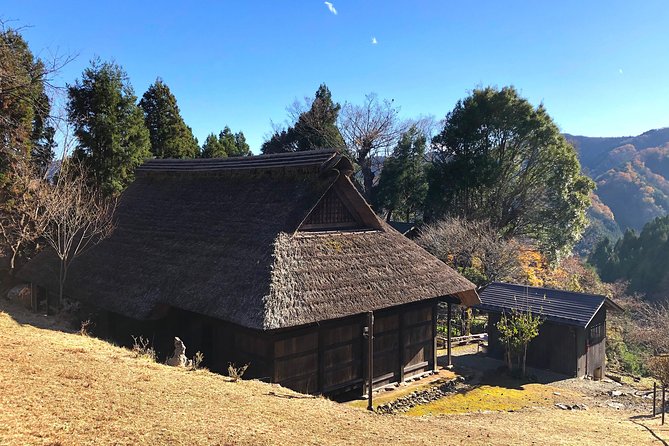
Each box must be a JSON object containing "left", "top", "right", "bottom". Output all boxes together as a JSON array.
[{"left": 436, "top": 333, "right": 487, "bottom": 349}]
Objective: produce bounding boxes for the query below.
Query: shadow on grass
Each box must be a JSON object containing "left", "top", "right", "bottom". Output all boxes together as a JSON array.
[
  {"left": 441, "top": 351, "right": 570, "bottom": 390},
  {"left": 0, "top": 297, "right": 78, "bottom": 334},
  {"left": 629, "top": 416, "right": 668, "bottom": 445}
]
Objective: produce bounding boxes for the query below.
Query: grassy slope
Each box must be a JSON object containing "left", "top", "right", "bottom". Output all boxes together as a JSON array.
[{"left": 0, "top": 303, "right": 665, "bottom": 446}]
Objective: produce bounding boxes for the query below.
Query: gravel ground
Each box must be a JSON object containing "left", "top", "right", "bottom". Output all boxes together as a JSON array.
[{"left": 448, "top": 346, "right": 660, "bottom": 415}]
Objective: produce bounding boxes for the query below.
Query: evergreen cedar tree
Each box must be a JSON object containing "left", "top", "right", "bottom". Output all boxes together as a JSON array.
[
  {"left": 201, "top": 127, "right": 251, "bottom": 158},
  {"left": 0, "top": 28, "right": 55, "bottom": 175},
  {"left": 67, "top": 59, "right": 151, "bottom": 195},
  {"left": 426, "top": 86, "right": 594, "bottom": 260},
  {"left": 139, "top": 79, "right": 200, "bottom": 159},
  {"left": 0, "top": 28, "right": 56, "bottom": 274},
  {"left": 590, "top": 215, "right": 669, "bottom": 298},
  {"left": 376, "top": 126, "right": 428, "bottom": 222},
  {"left": 261, "top": 84, "right": 345, "bottom": 154}
]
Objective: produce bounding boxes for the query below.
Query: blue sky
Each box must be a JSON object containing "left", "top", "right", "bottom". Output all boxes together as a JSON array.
[{"left": 5, "top": 1, "right": 669, "bottom": 152}]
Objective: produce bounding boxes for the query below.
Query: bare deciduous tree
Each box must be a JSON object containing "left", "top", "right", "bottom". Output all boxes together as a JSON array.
[
  {"left": 629, "top": 299, "right": 669, "bottom": 355},
  {"left": 0, "top": 157, "right": 46, "bottom": 275},
  {"left": 612, "top": 295, "right": 669, "bottom": 382},
  {"left": 417, "top": 217, "right": 523, "bottom": 287},
  {"left": 338, "top": 93, "right": 407, "bottom": 200},
  {"left": 39, "top": 163, "right": 116, "bottom": 306}
]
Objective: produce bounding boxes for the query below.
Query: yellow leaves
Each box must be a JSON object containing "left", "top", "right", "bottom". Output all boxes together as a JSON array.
[
  {"left": 516, "top": 248, "right": 609, "bottom": 296},
  {"left": 517, "top": 248, "right": 548, "bottom": 287}
]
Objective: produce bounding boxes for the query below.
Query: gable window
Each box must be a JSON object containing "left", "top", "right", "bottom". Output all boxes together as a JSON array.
[{"left": 301, "top": 188, "right": 362, "bottom": 230}]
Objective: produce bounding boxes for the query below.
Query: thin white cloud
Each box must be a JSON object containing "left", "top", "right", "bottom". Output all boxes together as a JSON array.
[
  {"left": 371, "top": 37, "right": 378, "bottom": 45},
  {"left": 619, "top": 68, "right": 623, "bottom": 74},
  {"left": 324, "top": 2, "right": 337, "bottom": 15}
]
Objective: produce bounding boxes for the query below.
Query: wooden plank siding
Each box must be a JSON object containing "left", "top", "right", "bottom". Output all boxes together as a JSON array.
[
  {"left": 269, "top": 299, "right": 438, "bottom": 394},
  {"left": 401, "top": 304, "right": 435, "bottom": 379},
  {"left": 321, "top": 318, "right": 365, "bottom": 393},
  {"left": 486, "top": 306, "right": 609, "bottom": 378},
  {"left": 585, "top": 307, "right": 607, "bottom": 378},
  {"left": 96, "top": 299, "right": 440, "bottom": 396}
]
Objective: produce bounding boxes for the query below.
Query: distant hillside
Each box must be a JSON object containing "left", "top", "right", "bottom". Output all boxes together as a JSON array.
[{"left": 565, "top": 128, "right": 669, "bottom": 253}]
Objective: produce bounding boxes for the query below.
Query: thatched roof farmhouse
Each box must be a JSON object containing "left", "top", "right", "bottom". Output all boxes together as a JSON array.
[{"left": 21, "top": 149, "right": 478, "bottom": 394}]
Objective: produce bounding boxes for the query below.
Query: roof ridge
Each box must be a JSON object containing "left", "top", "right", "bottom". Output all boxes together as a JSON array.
[
  {"left": 488, "top": 281, "right": 607, "bottom": 300},
  {"left": 136, "top": 149, "right": 348, "bottom": 173}
]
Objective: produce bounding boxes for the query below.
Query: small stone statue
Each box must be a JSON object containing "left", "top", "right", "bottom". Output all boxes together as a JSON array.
[{"left": 166, "top": 337, "right": 188, "bottom": 367}]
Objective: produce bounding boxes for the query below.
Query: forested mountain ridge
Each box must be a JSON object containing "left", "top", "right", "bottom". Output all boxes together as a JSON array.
[{"left": 566, "top": 128, "right": 669, "bottom": 252}]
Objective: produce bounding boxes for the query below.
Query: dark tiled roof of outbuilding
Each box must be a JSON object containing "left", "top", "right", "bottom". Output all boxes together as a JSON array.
[
  {"left": 477, "top": 282, "right": 621, "bottom": 328},
  {"left": 387, "top": 221, "right": 417, "bottom": 236}
]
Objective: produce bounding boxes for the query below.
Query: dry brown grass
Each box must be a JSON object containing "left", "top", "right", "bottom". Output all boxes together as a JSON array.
[{"left": 0, "top": 302, "right": 666, "bottom": 445}]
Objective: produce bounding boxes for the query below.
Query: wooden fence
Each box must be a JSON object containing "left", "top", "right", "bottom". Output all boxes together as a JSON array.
[{"left": 436, "top": 333, "right": 487, "bottom": 349}]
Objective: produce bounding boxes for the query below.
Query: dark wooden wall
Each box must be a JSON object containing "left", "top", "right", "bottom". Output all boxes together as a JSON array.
[
  {"left": 585, "top": 307, "right": 607, "bottom": 378},
  {"left": 98, "top": 300, "right": 438, "bottom": 395},
  {"left": 487, "top": 312, "right": 580, "bottom": 376},
  {"left": 268, "top": 300, "right": 437, "bottom": 394}
]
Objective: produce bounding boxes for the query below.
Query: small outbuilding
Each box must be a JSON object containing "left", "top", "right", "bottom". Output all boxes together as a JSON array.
[
  {"left": 20, "top": 149, "right": 478, "bottom": 395},
  {"left": 478, "top": 282, "right": 621, "bottom": 378}
]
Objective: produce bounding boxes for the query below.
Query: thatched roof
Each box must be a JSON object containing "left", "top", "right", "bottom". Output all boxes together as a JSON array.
[{"left": 20, "top": 149, "right": 478, "bottom": 330}]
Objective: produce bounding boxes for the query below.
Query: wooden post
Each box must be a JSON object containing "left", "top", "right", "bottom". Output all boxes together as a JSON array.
[
  {"left": 653, "top": 381, "right": 657, "bottom": 416},
  {"left": 398, "top": 311, "right": 405, "bottom": 383},
  {"left": 366, "top": 311, "right": 374, "bottom": 411},
  {"left": 432, "top": 301, "right": 438, "bottom": 372},
  {"left": 317, "top": 326, "right": 324, "bottom": 394},
  {"left": 30, "top": 283, "right": 36, "bottom": 313},
  {"left": 662, "top": 383, "right": 667, "bottom": 426},
  {"left": 446, "top": 302, "right": 452, "bottom": 368}
]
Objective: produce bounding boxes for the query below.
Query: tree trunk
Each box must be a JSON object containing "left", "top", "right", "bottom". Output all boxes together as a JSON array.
[
  {"left": 9, "top": 247, "right": 18, "bottom": 272},
  {"left": 522, "top": 344, "right": 527, "bottom": 377},
  {"left": 361, "top": 163, "right": 374, "bottom": 203},
  {"left": 506, "top": 342, "right": 512, "bottom": 371},
  {"left": 56, "top": 257, "right": 67, "bottom": 315}
]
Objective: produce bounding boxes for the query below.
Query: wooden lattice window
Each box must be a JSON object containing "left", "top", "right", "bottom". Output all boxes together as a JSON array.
[
  {"left": 302, "top": 189, "right": 360, "bottom": 229},
  {"left": 588, "top": 322, "right": 605, "bottom": 345}
]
